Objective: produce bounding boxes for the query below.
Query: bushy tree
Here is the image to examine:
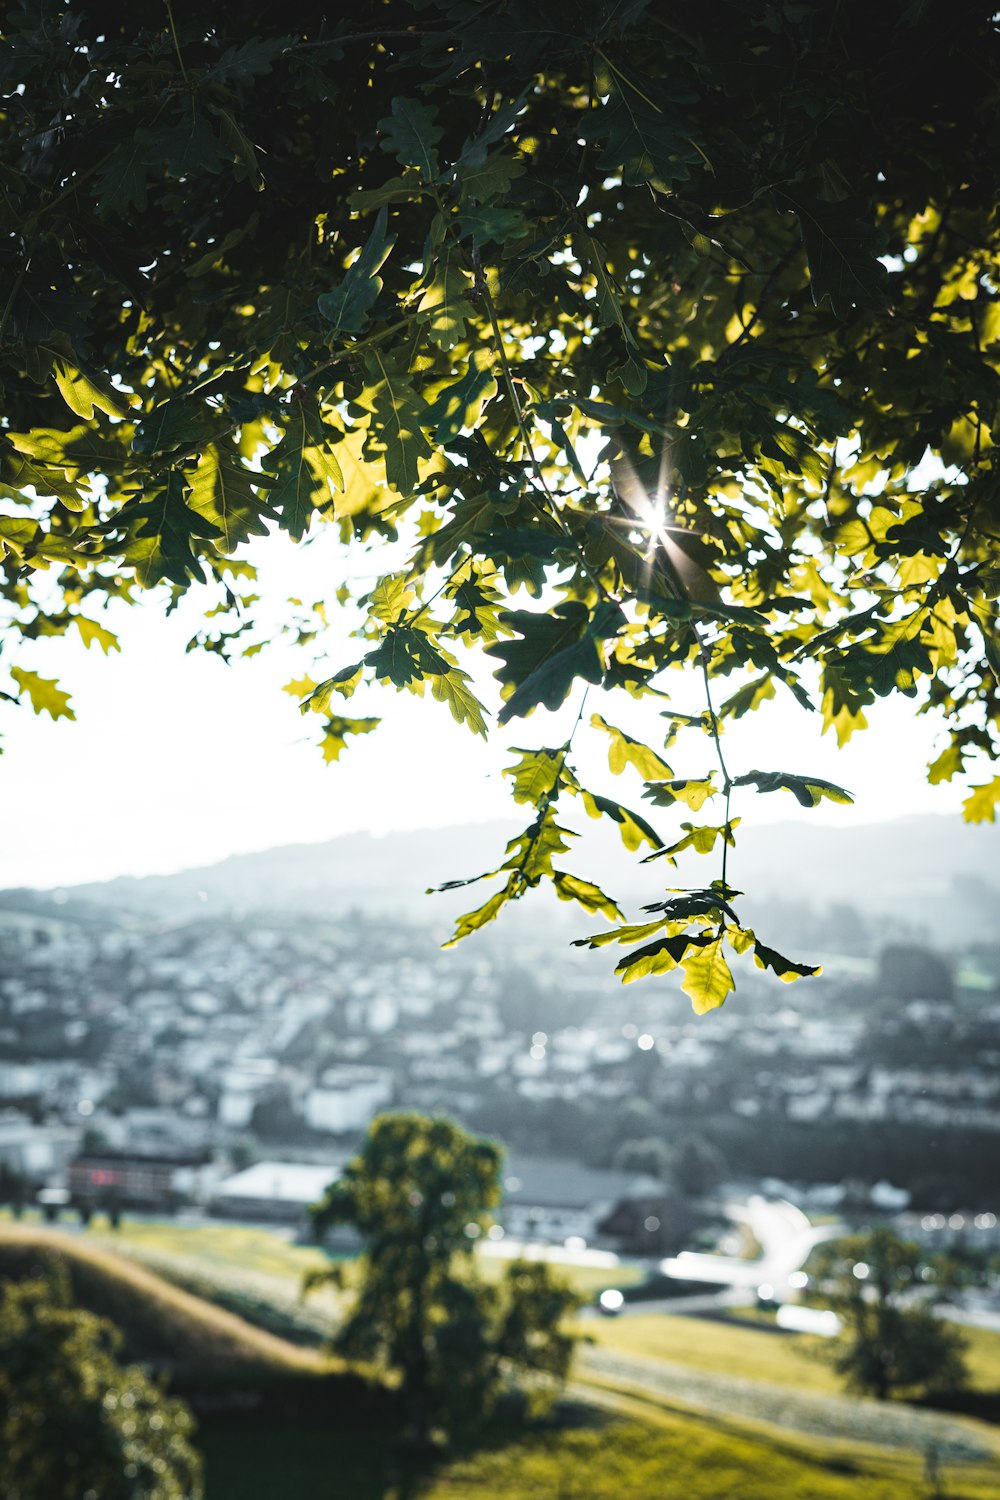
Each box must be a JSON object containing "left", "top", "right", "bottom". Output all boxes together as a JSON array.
[
  {"left": 0, "top": 1267, "right": 203, "bottom": 1500},
  {"left": 310, "top": 1112, "right": 579, "bottom": 1442},
  {"left": 814, "top": 1226, "right": 968, "bottom": 1402},
  {"left": 2, "top": 2, "right": 1000, "bottom": 1002}
]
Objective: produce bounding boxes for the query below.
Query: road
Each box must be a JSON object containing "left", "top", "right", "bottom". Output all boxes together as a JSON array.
[{"left": 658, "top": 1195, "right": 841, "bottom": 1295}]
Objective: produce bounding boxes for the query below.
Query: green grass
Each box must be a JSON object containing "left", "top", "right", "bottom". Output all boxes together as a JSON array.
[
  {"left": 0, "top": 1225, "right": 328, "bottom": 1383},
  {"left": 5, "top": 1222, "right": 999, "bottom": 1499},
  {"left": 198, "top": 1405, "right": 1000, "bottom": 1500},
  {"left": 86, "top": 1214, "right": 640, "bottom": 1307},
  {"left": 582, "top": 1308, "right": 1000, "bottom": 1411},
  {"left": 582, "top": 1311, "right": 843, "bottom": 1395}
]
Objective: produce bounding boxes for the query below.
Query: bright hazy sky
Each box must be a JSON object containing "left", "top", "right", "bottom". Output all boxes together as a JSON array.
[{"left": 3, "top": 522, "right": 973, "bottom": 890}]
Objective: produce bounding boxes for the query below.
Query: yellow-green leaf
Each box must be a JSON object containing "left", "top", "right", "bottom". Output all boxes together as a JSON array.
[
  {"left": 963, "top": 777, "right": 1000, "bottom": 823},
  {"left": 11, "top": 667, "right": 76, "bottom": 721},
  {"left": 591, "top": 712, "right": 673, "bottom": 779},
  {"left": 681, "top": 935, "right": 734, "bottom": 1014},
  {"left": 73, "top": 617, "right": 120, "bottom": 655},
  {"left": 54, "top": 360, "right": 132, "bottom": 421},
  {"left": 552, "top": 871, "right": 622, "bottom": 921},
  {"left": 320, "top": 715, "right": 380, "bottom": 762},
  {"left": 431, "top": 668, "right": 488, "bottom": 737}
]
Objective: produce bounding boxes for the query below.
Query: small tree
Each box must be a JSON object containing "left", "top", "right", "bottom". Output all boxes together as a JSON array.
[
  {"left": 0, "top": 1267, "right": 203, "bottom": 1500},
  {"left": 814, "top": 1227, "right": 968, "bottom": 1402},
  {"left": 310, "top": 1112, "right": 579, "bottom": 1443},
  {"left": 670, "top": 1137, "right": 727, "bottom": 1199}
]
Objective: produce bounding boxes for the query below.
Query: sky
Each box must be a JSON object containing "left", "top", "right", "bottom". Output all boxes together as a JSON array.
[{"left": 2, "top": 521, "right": 972, "bottom": 891}]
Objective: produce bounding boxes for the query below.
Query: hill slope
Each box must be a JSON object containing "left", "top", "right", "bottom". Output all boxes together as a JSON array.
[
  {"left": 0, "top": 1226, "right": 324, "bottom": 1382},
  {"left": 9, "top": 811, "right": 996, "bottom": 945}
]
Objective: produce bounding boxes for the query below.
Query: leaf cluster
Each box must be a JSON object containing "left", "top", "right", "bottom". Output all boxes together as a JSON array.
[{"left": 2, "top": 1, "right": 999, "bottom": 1000}]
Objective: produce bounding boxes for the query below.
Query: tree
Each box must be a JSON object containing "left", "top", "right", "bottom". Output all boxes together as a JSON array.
[
  {"left": 2, "top": 2, "right": 999, "bottom": 1005},
  {"left": 612, "top": 1137, "right": 673, "bottom": 1180},
  {"left": 310, "top": 1112, "right": 579, "bottom": 1443},
  {"left": 0, "top": 1266, "right": 203, "bottom": 1500},
  {"left": 670, "top": 1136, "right": 727, "bottom": 1199},
  {"left": 876, "top": 943, "right": 954, "bottom": 1003},
  {"left": 813, "top": 1226, "right": 968, "bottom": 1402}
]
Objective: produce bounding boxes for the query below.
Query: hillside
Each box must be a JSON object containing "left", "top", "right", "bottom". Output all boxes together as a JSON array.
[
  {"left": 0, "top": 1226, "right": 325, "bottom": 1383},
  {"left": 5, "top": 811, "right": 997, "bottom": 945}
]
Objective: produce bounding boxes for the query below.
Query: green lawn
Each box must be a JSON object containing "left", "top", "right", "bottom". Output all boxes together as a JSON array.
[
  {"left": 582, "top": 1309, "right": 1000, "bottom": 1407},
  {"left": 198, "top": 1405, "right": 1000, "bottom": 1500},
  {"left": 86, "top": 1215, "right": 640, "bottom": 1303}
]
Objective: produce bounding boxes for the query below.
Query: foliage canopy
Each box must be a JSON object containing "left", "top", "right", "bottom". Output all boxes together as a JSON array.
[
  {"left": 814, "top": 1226, "right": 969, "bottom": 1403},
  {"left": 310, "top": 1112, "right": 579, "bottom": 1441},
  {"left": 0, "top": 1266, "right": 203, "bottom": 1500},
  {"left": 2, "top": 1, "right": 1000, "bottom": 1004}
]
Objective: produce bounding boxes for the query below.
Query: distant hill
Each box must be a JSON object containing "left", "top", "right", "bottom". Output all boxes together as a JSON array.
[{"left": 3, "top": 811, "right": 997, "bottom": 946}]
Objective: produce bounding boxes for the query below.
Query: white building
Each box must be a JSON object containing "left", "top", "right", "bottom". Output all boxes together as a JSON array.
[
  {"left": 214, "top": 1159, "right": 342, "bottom": 1222},
  {"left": 218, "top": 1058, "right": 279, "bottom": 1128},
  {"left": 304, "top": 1066, "right": 393, "bottom": 1133}
]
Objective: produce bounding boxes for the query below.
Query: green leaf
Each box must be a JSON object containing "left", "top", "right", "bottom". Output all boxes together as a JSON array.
[
  {"left": 456, "top": 203, "right": 530, "bottom": 245},
  {"left": 377, "top": 97, "right": 443, "bottom": 179},
  {"left": 132, "top": 401, "right": 213, "bottom": 457},
  {"left": 317, "top": 206, "right": 396, "bottom": 334},
  {"left": 719, "top": 674, "right": 776, "bottom": 720},
  {"left": 580, "top": 70, "right": 699, "bottom": 190},
  {"left": 267, "top": 403, "right": 345, "bottom": 541},
  {"left": 615, "top": 932, "right": 708, "bottom": 984},
  {"left": 300, "top": 664, "right": 364, "bottom": 713},
  {"left": 93, "top": 138, "right": 148, "bottom": 217},
  {"left": 349, "top": 171, "right": 426, "bottom": 213},
  {"left": 320, "top": 715, "right": 380, "bottom": 762},
  {"left": 0, "top": 516, "right": 38, "bottom": 558},
  {"left": 365, "top": 627, "right": 449, "bottom": 687},
  {"left": 573, "top": 918, "right": 665, "bottom": 950},
  {"left": 751, "top": 939, "right": 821, "bottom": 982},
  {"left": 53, "top": 361, "right": 131, "bottom": 421},
  {"left": 424, "top": 354, "right": 497, "bottom": 440},
  {"left": 11, "top": 667, "right": 75, "bottom": 721},
  {"left": 187, "top": 443, "right": 273, "bottom": 550},
  {"left": 1, "top": 453, "right": 87, "bottom": 511},
  {"left": 642, "top": 777, "right": 717, "bottom": 811},
  {"left": 358, "top": 351, "right": 432, "bottom": 494},
  {"left": 681, "top": 935, "right": 734, "bottom": 1014},
  {"left": 444, "top": 883, "right": 514, "bottom": 947},
  {"left": 486, "top": 602, "right": 608, "bottom": 724},
  {"left": 963, "top": 777, "right": 1000, "bottom": 823},
  {"left": 123, "top": 473, "right": 223, "bottom": 586},
  {"left": 431, "top": 667, "right": 489, "bottom": 737},
  {"left": 73, "top": 617, "right": 120, "bottom": 655},
  {"left": 417, "top": 254, "right": 477, "bottom": 353},
  {"left": 552, "top": 871, "right": 622, "bottom": 921},
  {"left": 591, "top": 712, "right": 673, "bottom": 779},
  {"left": 139, "top": 104, "right": 228, "bottom": 179},
  {"left": 732, "top": 769, "right": 854, "bottom": 808},
  {"left": 581, "top": 790, "right": 662, "bottom": 852},
  {"left": 783, "top": 192, "right": 889, "bottom": 319},
  {"left": 927, "top": 744, "right": 964, "bottom": 785},
  {"left": 504, "top": 748, "right": 564, "bottom": 806},
  {"left": 646, "top": 819, "right": 740, "bottom": 861}
]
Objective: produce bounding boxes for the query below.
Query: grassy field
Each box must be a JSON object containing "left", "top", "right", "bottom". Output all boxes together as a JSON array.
[
  {"left": 199, "top": 1403, "right": 1000, "bottom": 1500},
  {"left": 583, "top": 1309, "right": 1000, "bottom": 1407},
  {"left": 0, "top": 1224, "right": 327, "bottom": 1381},
  {"left": 3, "top": 1224, "right": 998, "bottom": 1499},
  {"left": 80, "top": 1213, "right": 640, "bottom": 1309}
]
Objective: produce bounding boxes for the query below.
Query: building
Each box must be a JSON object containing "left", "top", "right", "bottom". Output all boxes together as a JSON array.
[
  {"left": 213, "top": 1159, "right": 342, "bottom": 1224},
  {"left": 304, "top": 1066, "right": 393, "bottom": 1133},
  {"left": 499, "top": 1156, "right": 662, "bottom": 1245},
  {"left": 67, "top": 1149, "right": 211, "bottom": 1211}
]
